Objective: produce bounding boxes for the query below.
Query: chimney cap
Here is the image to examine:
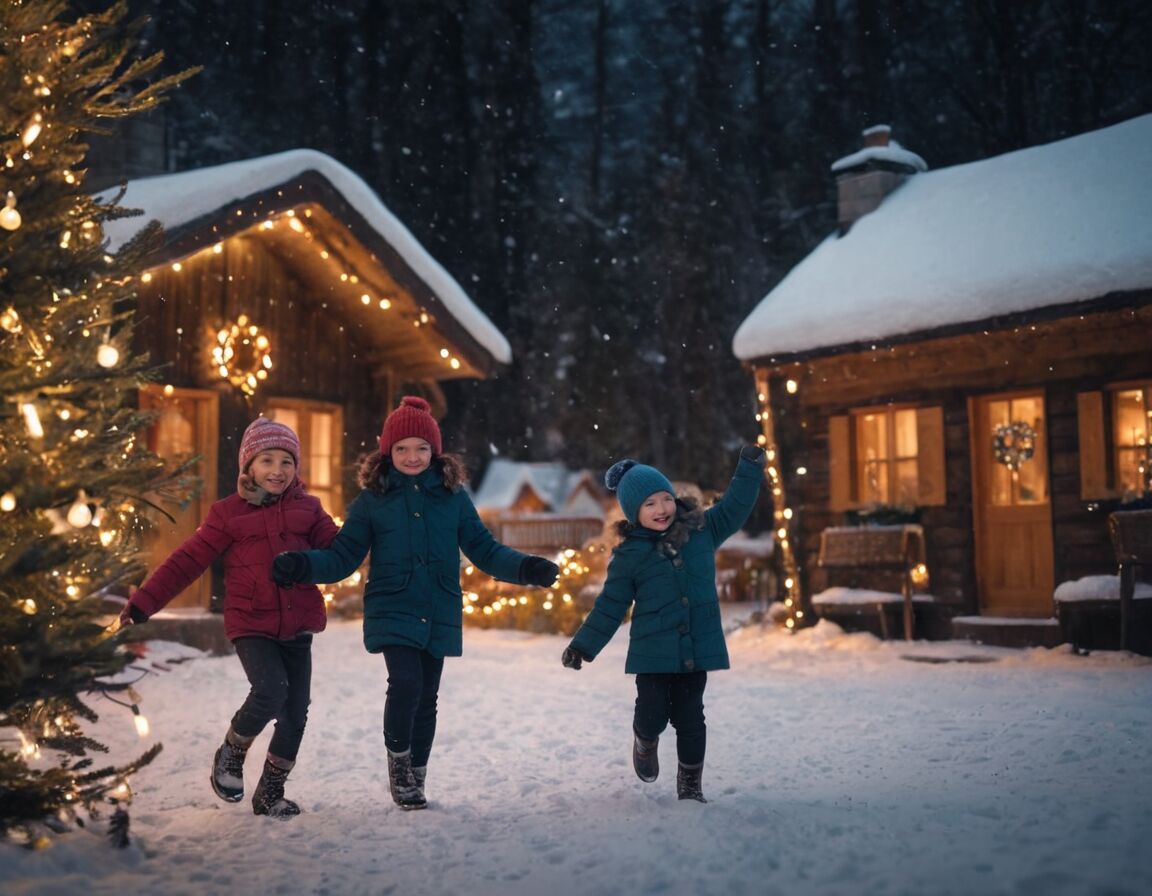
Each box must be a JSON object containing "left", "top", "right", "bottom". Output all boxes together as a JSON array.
[
  {"left": 830, "top": 127, "right": 928, "bottom": 175},
  {"left": 862, "top": 124, "right": 891, "bottom": 147}
]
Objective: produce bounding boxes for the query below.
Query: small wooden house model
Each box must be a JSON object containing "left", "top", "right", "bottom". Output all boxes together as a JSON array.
[
  {"left": 471, "top": 459, "right": 607, "bottom": 554},
  {"left": 734, "top": 115, "right": 1152, "bottom": 646}
]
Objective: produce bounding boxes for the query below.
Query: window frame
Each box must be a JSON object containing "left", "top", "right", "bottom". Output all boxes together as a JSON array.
[
  {"left": 264, "top": 397, "right": 344, "bottom": 516},
  {"left": 829, "top": 404, "right": 945, "bottom": 511}
]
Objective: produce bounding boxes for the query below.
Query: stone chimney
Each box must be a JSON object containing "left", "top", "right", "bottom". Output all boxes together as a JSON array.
[{"left": 833, "top": 124, "right": 927, "bottom": 234}]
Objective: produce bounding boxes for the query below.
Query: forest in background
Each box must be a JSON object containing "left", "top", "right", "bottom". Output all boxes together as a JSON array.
[{"left": 77, "top": 0, "right": 1152, "bottom": 490}]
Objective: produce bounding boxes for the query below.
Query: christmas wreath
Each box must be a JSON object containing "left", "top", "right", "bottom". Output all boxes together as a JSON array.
[{"left": 992, "top": 420, "right": 1036, "bottom": 471}]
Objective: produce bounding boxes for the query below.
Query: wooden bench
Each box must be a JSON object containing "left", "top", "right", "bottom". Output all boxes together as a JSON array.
[
  {"left": 817, "top": 524, "right": 925, "bottom": 640},
  {"left": 1109, "top": 509, "right": 1152, "bottom": 651}
]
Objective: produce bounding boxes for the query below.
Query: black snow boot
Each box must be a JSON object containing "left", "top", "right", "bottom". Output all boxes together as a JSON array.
[
  {"left": 676, "top": 762, "right": 707, "bottom": 803},
  {"left": 412, "top": 764, "right": 427, "bottom": 803},
  {"left": 210, "top": 727, "right": 254, "bottom": 802},
  {"left": 632, "top": 731, "right": 659, "bottom": 783},
  {"left": 386, "top": 749, "right": 428, "bottom": 810},
  {"left": 251, "top": 756, "right": 301, "bottom": 818}
]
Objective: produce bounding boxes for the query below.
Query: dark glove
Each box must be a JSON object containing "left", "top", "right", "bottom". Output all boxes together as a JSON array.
[
  {"left": 273, "top": 551, "right": 311, "bottom": 586},
  {"left": 521, "top": 555, "right": 560, "bottom": 587},
  {"left": 741, "top": 444, "right": 767, "bottom": 467},
  {"left": 118, "top": 604, "right": 149, "bottom": 627},
  {"left": 562, "top": 645, "right": 592, "bottom": 670}
]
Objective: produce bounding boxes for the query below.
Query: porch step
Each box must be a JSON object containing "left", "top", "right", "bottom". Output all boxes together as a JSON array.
[{"left": 950, "top": 615, "right": 1063, "bottom": 649}]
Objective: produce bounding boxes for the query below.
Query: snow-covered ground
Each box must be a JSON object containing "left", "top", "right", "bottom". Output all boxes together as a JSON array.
[{"left": 4, "top": 607, "right": 1151, "bottom": 896}]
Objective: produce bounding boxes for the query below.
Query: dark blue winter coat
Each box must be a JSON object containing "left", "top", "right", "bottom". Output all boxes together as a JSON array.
[
  {"left": 301, "top": 465, "right": 533, "bottom": 658},
  {"left": 569, "top": 453, "right": 764, "bottom": 674}
]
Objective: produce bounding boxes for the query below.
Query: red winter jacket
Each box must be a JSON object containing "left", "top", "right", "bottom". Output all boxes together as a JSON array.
[{"left": 129, "top": 480, "right": 339, "bottom": 642}]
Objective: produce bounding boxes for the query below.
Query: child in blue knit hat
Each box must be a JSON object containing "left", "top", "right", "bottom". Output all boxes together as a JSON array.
[{"left": 562, "top": 445, "right": 765, "bottom": 802}]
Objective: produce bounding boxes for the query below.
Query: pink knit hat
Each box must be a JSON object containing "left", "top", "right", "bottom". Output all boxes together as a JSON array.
[
  {"left": 238, "top": 417, "right": 300, "bottom": 472},
  {"left": 379, "top": 396, "right": 442, "bottom": 456}
]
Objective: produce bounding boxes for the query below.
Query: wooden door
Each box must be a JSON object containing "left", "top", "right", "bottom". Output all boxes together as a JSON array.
[
  {"left": 140, "top": 386, "right": 219, "bottom": 609},
  {"left": 969, "top": 392, "right": 1055, "bottom": 616}
]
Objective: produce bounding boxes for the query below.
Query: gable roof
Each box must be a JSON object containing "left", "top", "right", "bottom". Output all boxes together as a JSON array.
[
  {"left": 473, "top": 459, "right": 603, "bottom": 514},
  {"left": 733, "top": 114, "right": 1152, "bottom": 363},
  {"left": 101, "top": 149, "right": 512, "bottom": 371}
]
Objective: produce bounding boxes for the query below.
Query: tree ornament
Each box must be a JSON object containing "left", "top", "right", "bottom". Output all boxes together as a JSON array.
[
  {"left": 992, "top": 421, "right": 1037, "bottom": 471},
  {"left": 0, "top": 191, "right": 21, "bottom": 231}
]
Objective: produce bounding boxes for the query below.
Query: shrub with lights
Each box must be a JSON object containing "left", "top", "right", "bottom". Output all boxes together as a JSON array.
[
  {"left": 0, "top": 1, "right": 195, "bottom": 846},
  {"left": 461, "top": 541, "right": 612, "bottom": 636}
]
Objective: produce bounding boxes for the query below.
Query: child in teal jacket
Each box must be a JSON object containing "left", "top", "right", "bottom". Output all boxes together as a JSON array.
[
  {"left": 562, "top": 445, "right": 765, "bottom": 802},
  {"left": 274, "top": 396, "right": 558, "bottom": 810}
]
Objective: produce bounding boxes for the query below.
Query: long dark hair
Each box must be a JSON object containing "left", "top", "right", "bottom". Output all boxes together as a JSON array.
[
  {"left": 356, "top": 449, "right": 469, "bottom": 494},
  {"left": 614, "top": 495, "right": 704, "bottom": 551}
]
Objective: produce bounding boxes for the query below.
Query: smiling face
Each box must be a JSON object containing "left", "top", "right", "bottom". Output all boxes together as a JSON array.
[
  {"left": 391, "top": 436, "right": 433, "bottom": 476},
  {"left": 636, "top": 490, "right": 677, "bottom": 532},
  {"left": 248, "top": 448, "right": 297, "bottom": 495}
]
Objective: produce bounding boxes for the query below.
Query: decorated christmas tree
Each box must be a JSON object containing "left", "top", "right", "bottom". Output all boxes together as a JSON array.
[{"left": 0, "top": 0, "right": 196, "bottom": 843}]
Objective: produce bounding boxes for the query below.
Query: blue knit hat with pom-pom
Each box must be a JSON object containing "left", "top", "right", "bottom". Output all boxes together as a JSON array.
[{"left": 605, "top": 459, "right": 675, "bottom": 524}]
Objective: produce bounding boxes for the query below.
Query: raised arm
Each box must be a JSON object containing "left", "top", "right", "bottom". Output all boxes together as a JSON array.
[{"left": 703, "top": 446, "right": 766, "bottom": 546}]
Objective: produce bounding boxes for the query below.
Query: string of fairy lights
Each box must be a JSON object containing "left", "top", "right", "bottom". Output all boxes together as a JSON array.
[
  {"left": 460, "top": 547, "right": 605, "bottom": 621},
  {"left": 134, "top": 204, "right": 468, "bottom": 400},
  {"left": 754, "top": 368, "right": 805, "bottom": 631}
]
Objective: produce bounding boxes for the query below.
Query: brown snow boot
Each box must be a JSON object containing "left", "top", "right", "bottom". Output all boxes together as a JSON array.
[
  {"left": 251, "top": 755, "right": 301, "bottom": 818},
  {"left": 632, "top": 731, "right": 659, "bottom": 783},
  {"left": 210, "top": 727, "right": 254, "bottom": 803},
  {"left": 676, "top": 762, "right": 707, "bottom": 803},
  {"left": 386, "top": 749, "right": 427, "bottom": 810}
]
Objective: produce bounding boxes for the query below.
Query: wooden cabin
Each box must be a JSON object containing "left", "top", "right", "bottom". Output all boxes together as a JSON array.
[
  {"left": 103, "top": 150, "right": 512, "bottom": 613},
  {"left": 734, "top": 115, "right": 1152, "bottom": 648}
]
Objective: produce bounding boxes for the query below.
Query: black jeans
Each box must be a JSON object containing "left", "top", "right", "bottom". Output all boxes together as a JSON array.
[
  {"left": 231, "top": 634, "right": 313, "bottom": 762},
  {"left": 380, "top": 645, "right": 445, "bottom": 768},
  {"left": 634, "top": 670, "right": 708, "bottom": 766}
]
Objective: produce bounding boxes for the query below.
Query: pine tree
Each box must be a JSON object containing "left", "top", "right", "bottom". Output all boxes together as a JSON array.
[{"left": 0, "top": 0, "right": 195, "bottom": 842}]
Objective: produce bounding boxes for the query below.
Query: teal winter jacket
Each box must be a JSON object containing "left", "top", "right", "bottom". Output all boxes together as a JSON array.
[
  {"left": 569, "top": 452, "right": 764, "bottom": 674},
  {"left": 302, "top": 465, "right": 534, "bottom": 657}
]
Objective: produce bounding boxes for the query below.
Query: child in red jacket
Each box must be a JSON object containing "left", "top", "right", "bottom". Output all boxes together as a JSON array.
[{"left": 120, "top": 417, "right": 338, "bottom": 819}]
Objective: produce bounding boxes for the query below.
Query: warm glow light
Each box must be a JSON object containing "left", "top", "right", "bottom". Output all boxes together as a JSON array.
[
  {"left": 97, "top": 343, "right": 120, "bottom": 368},
  {"left": 20, "top": 402, "right": 43, "bottom": 438},
  {"left": 21, "top": 113, "right": 43, "bottom": 147},
  {"left": 0, "top": 492, "right": 15, "bottom": 512},
  {"left": 0, "top": 192, "right": 21, "bottom": 231},
  {"left": 133, "top": 709, "right": 150, "bottom": 738},
  {"left": 785, "top": 379, "right": 798, "bottom": 394},
  {"left": 67, "top": 493, "right": 93, "bottom": 528}
]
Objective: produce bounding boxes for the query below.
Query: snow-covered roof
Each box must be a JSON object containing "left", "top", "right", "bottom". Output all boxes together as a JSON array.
[
  {"left": 101, "top": 149, "right": 511, "bottom": 365},
  {"left": 734, "top": 114, "right": 1152, "bottom": 362},
  {"left": 473, "top": 458, "right": 603, "bottom": 514}
]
